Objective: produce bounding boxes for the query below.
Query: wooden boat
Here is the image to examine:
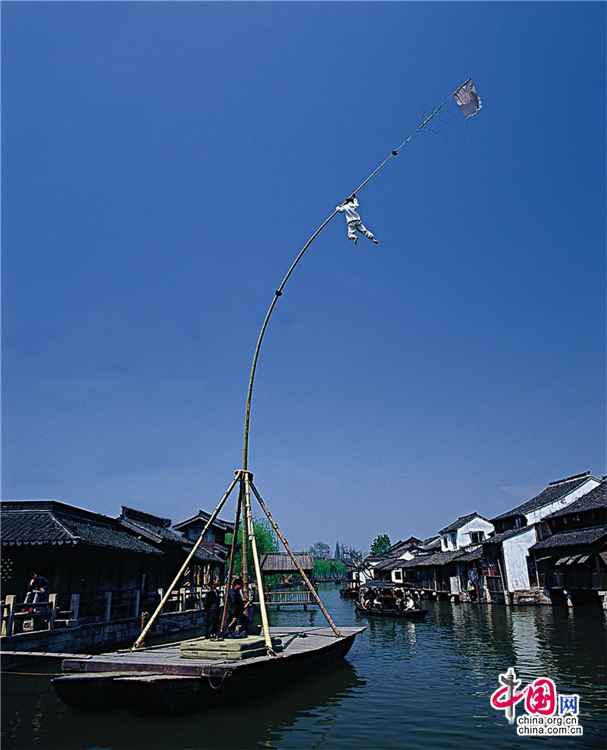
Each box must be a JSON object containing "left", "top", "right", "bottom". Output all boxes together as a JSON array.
[
  {"left": 354, "top": 601, "right": 428, "bottom": 620},
  {"left": 52, "top": 626, "right": 363, "bottom": 716},
  {"left": 354, "top": 582, "right": 428, "bottom": 619},
  {"left": 339, "top": 586, "right": 359, "bottom": 599}
]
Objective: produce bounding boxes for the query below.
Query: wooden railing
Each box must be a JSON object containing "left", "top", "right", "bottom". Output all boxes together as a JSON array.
[
  {"left": 539, "top": 569, "right": 607, "bottom": 591},
  {"left": 1, "top": 585, "right": 212, "bottom": 636},
  {"left": 264, "top": 589, "right": 316, "bottom": 606},
  {"left": 1, "top": 594, "right": 58, "bottom": 636}
]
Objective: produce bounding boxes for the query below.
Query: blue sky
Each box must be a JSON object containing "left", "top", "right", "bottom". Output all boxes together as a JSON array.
[{"left": 2, "top": 2, "right": 605, "bottom": 553}]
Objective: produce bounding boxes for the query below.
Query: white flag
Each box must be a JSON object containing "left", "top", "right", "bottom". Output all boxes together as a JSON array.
[{"left": 455, "top": 79, "right": 482, "bottom": 119}]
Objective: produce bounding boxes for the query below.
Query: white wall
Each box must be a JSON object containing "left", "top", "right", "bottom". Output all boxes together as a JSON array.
[
  {"left": 456, "top": 518, "right": 495, "bottom": 549},
  {"left": 502, "top": 527, "right": 537, "bottom": 591},
  {"left": 440, "top": 515, "right": 495, "bottom": 552}
]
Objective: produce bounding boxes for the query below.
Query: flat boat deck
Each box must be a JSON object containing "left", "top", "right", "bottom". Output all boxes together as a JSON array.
[
  {"left": 53, "top": 627, "right": 364, "bottom": 714},
  {"left": 60, "top": 627, "right": 362, "bottom": 676}
]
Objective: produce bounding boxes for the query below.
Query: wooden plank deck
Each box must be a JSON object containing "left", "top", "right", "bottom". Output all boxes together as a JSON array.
[
  {"left": 60, "top": 627, "right": 363, "bottom": 678},
  {"left": 1, "top": 650, "right": 92, "bottom": 660}
]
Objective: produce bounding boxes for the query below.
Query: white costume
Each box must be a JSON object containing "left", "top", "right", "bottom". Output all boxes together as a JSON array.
[{"left": 336, "top": 197, "right": 377, "bottom": 244}]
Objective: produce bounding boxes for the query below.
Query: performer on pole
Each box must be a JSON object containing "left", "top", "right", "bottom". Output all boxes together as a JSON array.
[{"left": 336, "top": 194, "right": 379, "bottom": 245}]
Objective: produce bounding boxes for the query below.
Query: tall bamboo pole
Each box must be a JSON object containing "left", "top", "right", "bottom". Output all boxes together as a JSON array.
[
  {"left": 243, "top": 472, "right": 274, "bottom": 653},
  {"left": 240, "top": 482, "right": 249, "bottom": 591},
  {"left": 219, "top": 480, "right": 243, "bottom": 632}
]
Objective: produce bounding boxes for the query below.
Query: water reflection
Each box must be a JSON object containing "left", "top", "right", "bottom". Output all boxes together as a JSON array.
[
  {"left": 2, "top": 588, "right": 605, "bottom": 750},
  {"left": 1, "top": 655, "right": 364, "bottom": 749}
]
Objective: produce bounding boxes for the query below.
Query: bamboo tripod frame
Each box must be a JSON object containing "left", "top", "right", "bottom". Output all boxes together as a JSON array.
[
  {"left": 134, "top": 469, "right": 341, "bottom": 651},
  {"left": 133, "top": 80, "right": 473, "bottom": 652}
]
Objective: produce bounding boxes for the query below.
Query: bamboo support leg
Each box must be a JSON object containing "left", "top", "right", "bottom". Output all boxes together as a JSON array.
[
  {"left": 243, "top": 473, "right": 275, "bottom": 654},
  {"left": 250, "top": 481, "right": 342, "bottom": 637},
  {"left": 220, "top": 487, "right": 243, "bottom": 632},
  {"left": 241, "top": 480, "right": 249, "bottom": 590},
  {"left": 133, "top": 474, "right": 240, "bottom": 649}
]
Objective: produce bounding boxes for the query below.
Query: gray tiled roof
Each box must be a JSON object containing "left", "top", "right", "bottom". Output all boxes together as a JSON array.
[
  {"left": 544, "top": 481, "right": 607, "bottom": 520},
  {"left": 491, "top": 472, "right": 596, "bottom": 523},
  {"left": 438, "top": 513, "right": 488, "bottom": 535},
  {"left": 421, "top": 536, "right": 441, "bottom": 550},
  {"left": 388, "top": 537, "right": 422, "bottom": 555},
  {"left": 529, "top": 526, "right": 607, "bottom": 551},
  {"left": 119, "top": 508, "right": 224, "bottom": 563},
  {"left": 373, "top": 557, "right": 408, "bottom": 571},
  {"left": 259, "top": 554, "right": 314, "bottom": 572},
  {"left": 1, "top": 503, "right": 160, "bottom": 554},
  {"left": 456, "top": 548, "right": 484, "bottom": 563},
  {"left": 60, "top": 517, "right": 160, "bottom": 553},
  {"left": 173, "top": 509, "right": 234, "bottom": 533},
  {"left": 120, "top": 507, "right": 188, "bottom": 545},
  {"left": 1, "top": 510, "right": 77, "bottom": 545},
  {"left": 401, "top": 550, "right": 465, "bottom": 568},
  {"left": 483, "top": 527, "right": 536, "bottom": 545}
]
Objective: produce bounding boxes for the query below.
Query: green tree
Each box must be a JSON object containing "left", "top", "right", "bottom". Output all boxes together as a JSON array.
[
  {"left": 370, "top": 534, "right": 392, "bottom": 557},
  {"left": 313, "top": 559, "right": 347, "bottom": 579},
  {"left": 225, "top": 515, "right": 280, "bottom": 577},
  {"left": 309, "top": 541, "right": 331, "bottom": 559}
]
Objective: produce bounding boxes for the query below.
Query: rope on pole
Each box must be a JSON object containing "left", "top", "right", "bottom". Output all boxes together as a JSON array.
[{"left": 241, "top": 80, "right": 471, "bottom": 470}]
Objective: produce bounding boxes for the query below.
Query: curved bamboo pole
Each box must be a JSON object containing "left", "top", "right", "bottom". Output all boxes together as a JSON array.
[
  {"left": 132, "top": 81, "right": 470, "bottom": 651},
  {"left": 241, "top": 81, "right": 468, "bottom": 472}
]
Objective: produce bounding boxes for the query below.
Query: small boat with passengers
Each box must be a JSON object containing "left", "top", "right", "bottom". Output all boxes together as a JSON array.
[{"left": 354, "top": 581, "right": 428, "bottom": 621}]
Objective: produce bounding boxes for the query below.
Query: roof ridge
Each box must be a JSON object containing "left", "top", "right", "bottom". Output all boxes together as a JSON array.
[
  {"left": 548, "top": 471, "right": 590, "bottom": 486},
  {"left": 48, "top": 511, "right": 79, "bottom": 542}
]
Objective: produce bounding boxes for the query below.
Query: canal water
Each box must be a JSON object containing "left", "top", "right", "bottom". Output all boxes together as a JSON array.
[{"left": 2, "top": 585, "right": 605, "bottom": 749}]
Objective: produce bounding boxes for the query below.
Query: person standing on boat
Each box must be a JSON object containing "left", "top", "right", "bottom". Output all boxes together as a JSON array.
[
  {"left": 203, "top": 580, "right": 221, "bottom": 639},
  {"left": 227, "top": 577, "right": 251, "bottom": 633},
  {"left": 335, "top": 194, "right": 379, "bottom": 246}
]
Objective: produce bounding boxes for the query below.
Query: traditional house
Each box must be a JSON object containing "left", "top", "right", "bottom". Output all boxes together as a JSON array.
[
  {"left": 438, "top": 513, "right": 494, "bottom": 552},
  {"left": 482, "top": 472, "right": 600, "bottom": 604},
  {"left": 391, "top": 516, "right": 493, "bottom": 599},
  {"left": 529, "top": 478, "right": 607, "bottom": 607},
  {"left": 372, "top": 537, "right": 424, "bottom": 585},
  {"left": 117, "top": 507, "right": 225, "bottom": 597},
  {"left": 401, "top": 549, "right": 466, "bottom": 598},
  {"left": 345, "top": 557, "right": 384, "bottom": 588},
  {"left": 1, "top": 500, "right": 163, "bottom": 627},
  {"left": 172, "top": 509, "right": 234, "bottom": 564},
  {"left": 387, "top": 537, "right": 424, "bottom": 560},
  {"left": 1, "top": 499, "right": 227, "bottom": 631},
  {"left": 434, "top": 513, "right": 494, "bottom": 600}
]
